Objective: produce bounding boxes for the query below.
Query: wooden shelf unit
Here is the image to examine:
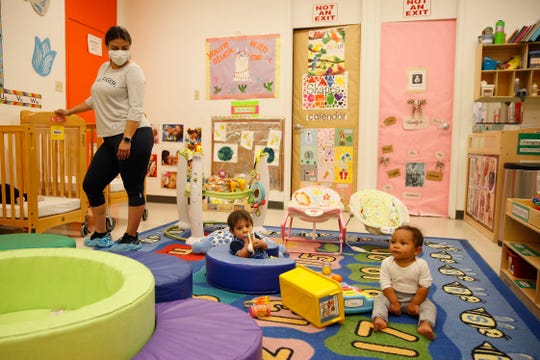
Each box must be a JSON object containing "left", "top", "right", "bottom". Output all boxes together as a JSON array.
[
  {"left": 464, "top": 128, "right": 540, "bottom": 242},
  {"left": 499, "top": 198, "right": 540, "bottom": 318},
  {"left": 475, "top": 42, "right": 540, "bottom": 102}
]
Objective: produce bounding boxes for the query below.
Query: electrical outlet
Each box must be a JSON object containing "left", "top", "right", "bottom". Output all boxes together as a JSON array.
[{"left": 55, "top": 81, "right": 63, "bottom": 92}]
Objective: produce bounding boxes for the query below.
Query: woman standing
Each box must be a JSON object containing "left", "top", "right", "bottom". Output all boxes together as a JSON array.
[{"left": 55, "top": 26, "right": 153, "bottom": 250}]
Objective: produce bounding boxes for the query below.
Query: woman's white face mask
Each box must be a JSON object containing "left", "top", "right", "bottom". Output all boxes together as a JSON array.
[{"left": 109, "top": 50, "right": 130, "bottom": 66}]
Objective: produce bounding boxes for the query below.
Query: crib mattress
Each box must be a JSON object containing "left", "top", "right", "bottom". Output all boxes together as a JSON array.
[{"left": 2, "top": 196, "right": 81, "bottom": 218}]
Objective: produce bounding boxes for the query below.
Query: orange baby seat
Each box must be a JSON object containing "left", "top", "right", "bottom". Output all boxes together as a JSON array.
[{"left": 281, "top": 186, "right": 346, "bottom": 255}]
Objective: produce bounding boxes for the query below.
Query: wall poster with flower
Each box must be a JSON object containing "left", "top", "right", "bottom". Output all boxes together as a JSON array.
[{"left": 206, "top": 34, "right": 279, "bottom": 100}]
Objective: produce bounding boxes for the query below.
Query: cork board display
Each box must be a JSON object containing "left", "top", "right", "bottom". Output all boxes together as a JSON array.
[{"left": 211, "top": 117, "right": 284, "bottom": 191}]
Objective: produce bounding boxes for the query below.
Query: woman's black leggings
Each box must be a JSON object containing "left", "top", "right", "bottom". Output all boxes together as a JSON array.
[{"left": 84, "top": 127, "right": 153, "bottom": 207}]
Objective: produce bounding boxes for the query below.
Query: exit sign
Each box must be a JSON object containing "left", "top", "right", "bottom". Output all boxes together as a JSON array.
[{"left": 313, "top": 3, "right": 338, "bottom": 23}]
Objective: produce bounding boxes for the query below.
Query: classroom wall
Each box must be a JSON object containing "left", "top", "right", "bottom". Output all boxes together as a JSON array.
[{"left": 1, "top": 0, "right": 539, "bottom": 215}]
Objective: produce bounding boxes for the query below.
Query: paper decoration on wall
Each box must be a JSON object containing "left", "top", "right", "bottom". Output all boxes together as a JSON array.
[
  {"left": 335, "top": 146, "right": 353, "bottom": 183},
  {"left": 0, "top": 88, "right": 41, "bottom": 107},
  {"left": 32, "top": 36, "right": 56, "bottom": 76},
  {"left": 231, "top": 100, "right": 259, "bottom": 117},
  {"left": 147, "top": 154, "right": 157, "bottom": 177},
  {"left": 161, "top": 171, "right": 177, "bottom": 189},
  {"left": 214, "top": 122, "right": 227, "bottom": 141},
  {"left": 186, "top": 128, "right": 201, "bottom": 151},
  {"left": 383, "top": 116, "right": 397, "bottom": 126},
  {"left": 302, "top": 74, "right": 347, "bottom": 109},
  {"left": 214, "top": 143, "right": 238, "bottom": 163},
  {"left": 300, "top": 128, "right": 354, "bottom": 185},
  {"left": 387, "top": 168, "right": 401, "bottom": 179},
  {"left": 161, "top": 149, "right": 178, "bottom": 166},
  {"left": 300, "top": 129, "right": 317, "bottom": 165},
  {"left": 162, "top": 124, "right": 184, "bottom": 142},
  {"left": 25, "top": 0, "right": 50, "bottom": 16},
  {"left": 426, "top": 170, "right": 443, "bottom": 182},
  {"left": 206, "top": 34, "right": 279, "bottom": 99},
  {"left": 403, "top": 98, "right": 428, "bottom": 130},
  {"left": 335, "top": 128, "right": 353, "bottom": 146},
  {"left": 408, "top": 69, "right": 427, "bottom": 91},
  {"left": 466, "top": 154, "right": 497, "bottom": 230},
  {"left": 254, "top": 145, "right": 279, "bottom": 167},
  {"left": 307, "top": 28, "right": 345, "bottom": 76},
  {"left": 405, "top": 162, "right": 425, "bottom": 187},
  {"left": 240, "top": 130, "right": 254, "bottom": 150},
  {"left": 267, "top": 129, "right": 281, "bottom": 150}
]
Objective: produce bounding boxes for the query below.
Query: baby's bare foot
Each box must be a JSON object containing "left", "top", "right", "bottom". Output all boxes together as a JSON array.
[
  {"left": 373, "top": 317, "right": 387, "bottom": 332},
  {"left": 418, "top": 321, "right": 435, "bottom": 340}
]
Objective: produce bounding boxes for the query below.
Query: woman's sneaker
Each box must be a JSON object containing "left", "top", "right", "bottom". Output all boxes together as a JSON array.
[
  {"left": 84, "top": 232, "right": 114, "bottom": 248},
  {"left": 110, "top": 233, "right": 142, "bottom": 251}
]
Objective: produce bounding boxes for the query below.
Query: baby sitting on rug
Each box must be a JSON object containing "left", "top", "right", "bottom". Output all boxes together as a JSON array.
[
  {"left": 371, "top": 225, "right": 436, "bottom": 340},
  {"left": 191, "top": 209, "right": 286, "bottom": 257}
]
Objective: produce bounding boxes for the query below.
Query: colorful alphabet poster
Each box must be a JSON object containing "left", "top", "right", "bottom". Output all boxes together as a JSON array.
[{"left": 206, "top": 34, "right": 279, "bottom": 100}]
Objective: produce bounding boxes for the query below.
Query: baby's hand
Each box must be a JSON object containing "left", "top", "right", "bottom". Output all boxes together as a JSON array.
[
  {"left": 407, "top": 303, "right": 420, "bottom": 316},
  {"left": 253, "top": 238, "right": 266, "bottom": 249},
  {"left": 389, "top": 301, "right": 401, "bottom": 316}
]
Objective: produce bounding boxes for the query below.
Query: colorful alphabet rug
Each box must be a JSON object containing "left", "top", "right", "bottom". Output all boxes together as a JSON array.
[{"left": 136, "top": 222, "right": 540, "bottom": 360}]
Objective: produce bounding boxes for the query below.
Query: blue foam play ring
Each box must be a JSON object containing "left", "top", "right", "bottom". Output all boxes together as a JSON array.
[
  {"left": 113, "top": 251, "right": 193, "bottom": 303},
  {"left": 206, "top": 245, "right": 295, "bottom": 294}
]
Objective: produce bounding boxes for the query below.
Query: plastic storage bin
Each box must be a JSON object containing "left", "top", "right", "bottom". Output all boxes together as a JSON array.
[
  {"left": 279, "top": 265, "right": 344, "bottom": 328},
  {"left": 506, "top": 248, "right": 536, "bottom": 279}
]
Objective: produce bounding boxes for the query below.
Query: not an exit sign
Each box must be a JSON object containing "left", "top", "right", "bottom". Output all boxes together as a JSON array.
[{"left": 313, "top": 3, "right": 337, "bottom": 23}]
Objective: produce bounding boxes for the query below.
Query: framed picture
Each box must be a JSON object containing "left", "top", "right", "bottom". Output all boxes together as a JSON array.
[{"left": 408, "top": 69, "right": 427, "bottom": 91}]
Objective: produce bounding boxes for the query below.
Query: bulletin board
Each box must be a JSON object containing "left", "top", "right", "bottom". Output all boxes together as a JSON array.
[{"left": 211, "top": 117, "right": 284, "bottom": 191}]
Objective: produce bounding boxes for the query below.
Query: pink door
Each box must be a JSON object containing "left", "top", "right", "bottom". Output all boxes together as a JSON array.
[{"left": 378, "top": 20, "right": 456, "bottom": 216}]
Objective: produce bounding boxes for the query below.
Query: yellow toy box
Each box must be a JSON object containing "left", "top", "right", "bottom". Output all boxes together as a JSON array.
[{"left": 279, "top": 265, "right": 345, "bottom": 328}]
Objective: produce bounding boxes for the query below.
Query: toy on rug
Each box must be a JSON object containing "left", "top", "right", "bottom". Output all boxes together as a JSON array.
[
  {"left": 340, "top": 282, "right": 375, "bottom": 314},
  {"left": 244, "top": 296, "right": 272, "bottom": 318},
  {"left": 279, "top": 265, "right": 345, "bottom": 328}
]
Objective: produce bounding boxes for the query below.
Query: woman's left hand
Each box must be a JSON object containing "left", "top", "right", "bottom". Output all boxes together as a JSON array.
[{"left": 117, "top": 141, "right": 131, "bottom": 160}]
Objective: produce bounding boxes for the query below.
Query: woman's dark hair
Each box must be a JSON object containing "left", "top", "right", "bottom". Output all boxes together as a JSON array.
[
  {"left": 227, "top": 210, "right": 253, "bottom": 229},
  {"left": 105, "top": 26, "right": 132, "bottom": 46},
  {"left": 395, "top": 225, "right": 424, "bottom": 247}
]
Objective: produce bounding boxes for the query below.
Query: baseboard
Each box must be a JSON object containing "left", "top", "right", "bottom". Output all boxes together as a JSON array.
[{"left": 147, "top": 195, "right": 177, "bottom": 204}]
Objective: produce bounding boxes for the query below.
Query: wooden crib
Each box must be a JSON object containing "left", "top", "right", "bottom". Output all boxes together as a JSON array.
[{"left": 0, "top": 111, "right": 88, "bottom": 233}]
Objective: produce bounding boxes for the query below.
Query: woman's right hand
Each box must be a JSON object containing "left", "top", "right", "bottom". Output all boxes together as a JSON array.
[{"left": 54, "top": 109, "right": 68, "bottom": 118}]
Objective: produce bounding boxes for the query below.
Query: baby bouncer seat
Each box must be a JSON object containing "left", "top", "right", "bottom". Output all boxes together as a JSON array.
[
  {"left": 348, "top": 189, "right": 409, "bottom": 235},
  {"left": 281, "top": 185, "right": 346, "bottom": 255}
]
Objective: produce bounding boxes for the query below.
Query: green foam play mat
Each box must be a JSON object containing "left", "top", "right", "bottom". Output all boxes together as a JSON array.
[
  {"left": 0, "top": 233, "right": 76, "bottom": 250},
  {"left": 0, "top": 248, "right": 155, "bottom": 359}
]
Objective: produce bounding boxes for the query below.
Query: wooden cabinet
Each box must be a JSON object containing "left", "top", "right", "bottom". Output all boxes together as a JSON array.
[
  {"left": 474, "top": 42, "right": 540, "bottom": 102},
  {"left": 464, "top": 129, "right": 540, "bottom": 242},
  {"left": 499, "top": 198, "right": 540, "bottom": 318}
]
